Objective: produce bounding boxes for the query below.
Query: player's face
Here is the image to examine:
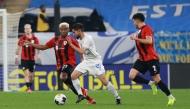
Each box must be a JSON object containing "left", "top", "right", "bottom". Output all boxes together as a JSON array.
[
  {"left": 24, "top": 27, "right": 32, "bottom": 34},
  {"left": 133, "top": 19, "right": 139, "bottom": 29},
  {"left": 72, "top": 29, "right": 81, "bottom": 39},
  {"left": 41, "top": 6, "right": 46, "bottom": 12},
  {"left": 59, "top": 26, "right": 69, "bottom": 37}
]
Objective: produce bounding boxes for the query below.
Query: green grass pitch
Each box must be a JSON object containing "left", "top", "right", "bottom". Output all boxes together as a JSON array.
[{"left": 0, "top": 89, "right": 189, "bottom": 109}]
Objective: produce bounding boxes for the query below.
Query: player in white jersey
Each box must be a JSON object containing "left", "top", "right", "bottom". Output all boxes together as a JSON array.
[{"left": 66, "top": 23, "right": 122, "bottom": 105}]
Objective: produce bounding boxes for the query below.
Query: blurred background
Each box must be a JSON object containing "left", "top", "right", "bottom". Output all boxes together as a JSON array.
[{"left": 0, "top": 0, "right": 190, "bottom": 91}]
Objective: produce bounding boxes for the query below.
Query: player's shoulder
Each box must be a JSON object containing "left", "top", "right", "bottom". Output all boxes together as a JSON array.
[
  {"left": 144, "top": 25, "right": 152, "bottom": 30},
  {"left": 84, "top": 33, "right": 93, "bottom": 40},
  {"left": 68, "top": 36, "right": 75, "bottom": 40}
]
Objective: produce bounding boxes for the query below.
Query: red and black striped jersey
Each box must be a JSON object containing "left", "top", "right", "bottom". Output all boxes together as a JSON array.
[
  {"left": 18, "top": 35, "right": 39, "bottom": 60},
  {"left": 46, "top": 36, "right": 79, "bottom": 70},
  {"left": 136, "top": 25, "right": 158, "bottom": 61}
]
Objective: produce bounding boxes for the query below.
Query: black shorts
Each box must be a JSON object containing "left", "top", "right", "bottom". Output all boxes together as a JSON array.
[
  {"left": 21, "top": 59, "right": 35, "bottom": 72},
  {"left": 57, "top": 64, "right": 74, "bottom": 77},
  {"left": 132, "top": 59, "right": 160, "bottom": 76}
]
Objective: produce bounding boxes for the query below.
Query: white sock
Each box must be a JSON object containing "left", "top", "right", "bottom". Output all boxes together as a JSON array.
[
  {"left": 148, "top": 81, "right": 154, "bottom": 86},
  {"left": 72, "top": 79, "right": 82, "bottom": 95},
  {"left": 168, "top": 94, "right": 174, "bottom": 99},
  {"left": 107, "top": 82, "right": 120, "bottom": 99}
]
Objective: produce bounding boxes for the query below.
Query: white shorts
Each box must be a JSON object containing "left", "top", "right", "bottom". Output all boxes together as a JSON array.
[{"left": 75, "top": 59, "right": 105, "bottom": 77}]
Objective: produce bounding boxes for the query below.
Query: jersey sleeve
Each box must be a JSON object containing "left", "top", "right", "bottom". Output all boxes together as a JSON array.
[
  {"left": 35, "top": 37, "right": 39, "bottom": 44},
  {"left": 143, "top": 26, "right": 153, "bottom": 38},
  {"left": 71, "top": 38, "right": 80, "bottom": 48},
  {"left": 46, "top": 37, "right": 55, "bottom": 48},
  {"left": 17, "top": 36, "right": 23, "bottom": 46},
  {"left": 82, "top": 36, "right": 91, "bottom": 48}
]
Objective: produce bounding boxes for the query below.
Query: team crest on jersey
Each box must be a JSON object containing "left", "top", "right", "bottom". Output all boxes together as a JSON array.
[{"left": 64, "top": 41, "right": 67, "bottom": 45}]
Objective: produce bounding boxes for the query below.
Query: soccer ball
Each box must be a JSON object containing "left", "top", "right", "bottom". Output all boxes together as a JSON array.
[{"left": 54, "top": 93, "right": 67, "bottom": 105}]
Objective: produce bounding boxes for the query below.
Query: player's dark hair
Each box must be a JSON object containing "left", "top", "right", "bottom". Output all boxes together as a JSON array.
[
  {"left": 39, "top": 5, "right": 45, "bottom": 9},
  {"left": 132, "top": 13, "right": 145, "bottom": 22},
  {"left": 72, "top": 23, "right": 84, "bottom": 31}
]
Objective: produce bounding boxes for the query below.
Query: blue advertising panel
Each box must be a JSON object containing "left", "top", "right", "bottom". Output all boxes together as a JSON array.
[
  {"left": 6, "top": 64, "right": 168, "bottom": 91},
  {"left": 154, "top": 31, "right": 190, "bottom": 63}
]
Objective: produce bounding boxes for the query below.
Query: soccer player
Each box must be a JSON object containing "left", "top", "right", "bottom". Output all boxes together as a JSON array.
[
  {"left": 66, "top": 23, "right": 122, "bottom": 105},
  {"left": 15, "top": 24, "right": 41, "bottom": 93},
  {"left": 22, "top": 22, "right": 96, "bottom": 104},
  {"left": 129, "top": 13, "right": 176, "bottom": 106}
]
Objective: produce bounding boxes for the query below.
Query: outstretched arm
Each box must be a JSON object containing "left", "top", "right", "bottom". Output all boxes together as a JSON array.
[{"left": 22, "top": 40, "right": 49, "bottom": 50}]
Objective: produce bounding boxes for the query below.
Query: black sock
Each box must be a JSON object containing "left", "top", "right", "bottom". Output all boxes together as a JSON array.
[
  {"left": 157, "top": 80, "right": 171, "bottom": 96},
  {"left": 66, "top": 77, "right": 78, "bottom": 95},
  {"left": 29, "top": 82, "right": 33, "bottom": 88},
  {"left": 25, "top": 82, "right": 30, "bottom": 88},
  {"left": 86, "top": 96, "right": 90, "bottom": 100},
  {"left": 133, "top": 75, "right": 149, "bottom": 84}
]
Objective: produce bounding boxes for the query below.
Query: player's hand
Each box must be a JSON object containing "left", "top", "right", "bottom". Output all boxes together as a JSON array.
[
  {"left": 21, "top": 40, "right": 30, "bottom": 46},
  {"left": 130, "top": 34, "right": 138, "bottom": 40},
  {"left": 130, "top": 34, "right": 135, "bottom": 40},
  {"left": 66, "top": 37, "right": 72, "bottom": 45},
  {"left": 15, "top": 58, "right": 19, "bottom": 65},
  {"left": 37, "top": 54, "right": 41, "bottom": 60}
]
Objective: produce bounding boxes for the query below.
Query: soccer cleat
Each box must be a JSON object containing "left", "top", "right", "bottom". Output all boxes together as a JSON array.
[
  {"left": 167, "top": 98, "right": 176, "bottom": 106},
  {"left": 87, "top": 98, "right": 96, "bottom": 104},
  {"left": 81, "top": 88, "right": 88, "bottom": 98},
  {"left": 76, "top": 94, "right": 85, "bottom": 103},
  {"left": 151, "top": 82, "right": 157, "bottom": 96},
  {"left": 116, "top": 99, "right": 122, "bottom": 105}
]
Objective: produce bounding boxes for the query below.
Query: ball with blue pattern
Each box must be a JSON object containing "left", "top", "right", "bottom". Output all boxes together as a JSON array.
[{"left": 54, "top": 93, "right": 67, "bottom": 105}]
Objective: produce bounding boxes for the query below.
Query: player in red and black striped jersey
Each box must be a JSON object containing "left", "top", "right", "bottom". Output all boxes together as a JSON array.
[
  {"left": 22, "top": 22, "right": 96, "bottom": 104},
  {"left": 15, "top": 24, "right": 41, "bottom": 93},
  {"left": 129, "top": 13, "right": 176, "bottom": 106}
]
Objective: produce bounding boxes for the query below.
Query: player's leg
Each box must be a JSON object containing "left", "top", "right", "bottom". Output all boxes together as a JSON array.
[
  {"left": 71, "top": 70, "right": 84, "bottom": 103},
  {"left": 98, "top": 74, "right": 122, "bottom": 105},
  {"left": 28, "top": 60, "right": 35, "bottom": 92},
  {"left": 21, "top": 60, "right": 31, "bottom": 93},
  {"left": 71, "top": 62, "right": 88, "bottom": 103},
  {"left": 60, "top": 64, "right": 96, "bottom": 104},
  {"left": 28, "top": 72, "right": 34, "bottom": 92},
  {"left": 60, "top": 71, "right": 78, "bottom": 95},
  {"left": 90, "top": 61, "right": 121, "bottom": 105},
  {"left": 129, "top": 59, "right": 157, "bottom": 95},
  {"left": 148, "top": 60, "right": 176, "bottom": 106}
]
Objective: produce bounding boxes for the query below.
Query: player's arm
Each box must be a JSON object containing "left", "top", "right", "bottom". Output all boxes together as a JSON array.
[
  {"left": 35, "top": 37, "right": 41, "bottom": 59},
  {"left": 15, "top": 37, "right": 23, "bottom": 65},
  {"left": 67, "top": 37, "right": 87, "bottom": 54},
  {"left": 26, "top": 41, "right": 49, "bottom": 50},
  {"left": 133, "top": 27, "right": 153, "bottom": 44},
  {"left": 15, "top": 45, "right": 21, "bottom": 65},
  {"left": 70, "top": 45, "right": 86, "bottom": 54},
  {"left": 79, "top": 53, "right": 84, "bottom": 62},
  {"left": 134, "top": 36, "right": 152, "bottom": 44},
  {"left": 22, "top": 37, "right": 54, "bottom": 50}
]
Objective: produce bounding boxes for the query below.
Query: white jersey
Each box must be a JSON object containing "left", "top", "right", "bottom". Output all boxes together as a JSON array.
[{"left": 77, "top": 34, "right": 101, "bottom": 60}]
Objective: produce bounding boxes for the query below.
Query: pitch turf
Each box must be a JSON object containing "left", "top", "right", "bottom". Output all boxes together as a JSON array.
[{"left": 0, "top": 89, "right": 189, "bottom": 109}]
